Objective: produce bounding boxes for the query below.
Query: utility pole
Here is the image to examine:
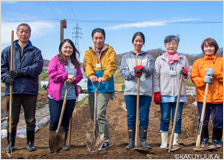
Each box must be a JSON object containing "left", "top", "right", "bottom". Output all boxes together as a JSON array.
[
  {"left": 60, "top": 19, "right": 67, "bottom": 43},
  {"left": 72, "top": 23, "right": 82, "bottom": 61}
]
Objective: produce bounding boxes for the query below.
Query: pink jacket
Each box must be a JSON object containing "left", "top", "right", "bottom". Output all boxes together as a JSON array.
[{"left": 47, "top": 55, "right": 83, "bottom": 101}]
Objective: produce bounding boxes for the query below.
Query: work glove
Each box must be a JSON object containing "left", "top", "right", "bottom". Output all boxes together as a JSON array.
[
  {"left": 154, "top": 92, "right": 161, "bottom": 104},
  {"left": 9, "top": 70, "right": 22, "bottom": 79},
  {"left": 181, "top": 68, "right": 188, "bottom": 77},
  {"left": 110, "top": 92, "right": 116, "bottom": 100},
  {"left": 134, "top": 65, "right": 144, "bottom": 77},
  {"left": 5, "top": 77, "right": 14, "bottom": 85},
  {"left": 204, "top": 75, "right": 212, "bottom": 83},
  {"left": 205, "top": 68, "right": 214, "bottom": 76}
]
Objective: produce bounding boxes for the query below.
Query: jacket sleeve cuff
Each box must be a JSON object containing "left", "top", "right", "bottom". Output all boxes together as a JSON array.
[{"left": 63, "top": 73, "right": 68, "bottom": 81}]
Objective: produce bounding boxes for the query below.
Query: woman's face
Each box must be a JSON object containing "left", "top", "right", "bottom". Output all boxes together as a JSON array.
[
  {"left": 165, "top": 39, "right": 178, "bottom": 55},
  {"left": 203, "top": 42, "right": 215, "bottom": 56},
  {"left": 61, "top": 41, "right": 73, "bottom": 58},
  {"left": 133, "top": 35, "right": 144, "bottom": 51}
]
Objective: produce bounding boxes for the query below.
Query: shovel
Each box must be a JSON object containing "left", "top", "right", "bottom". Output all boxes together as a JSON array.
[
  {"left": 133, "top": 77, "right": 150, "bottom": 151},
  {"left": 7, "top": 30, "right": 14, "bottom": 158},
  {"left": 168, "top": 74, "right": 183, "bottom": 152},
  {"left": 49, "top": 81, "right": 72, "bottom": 153},
  {"left": 193, "top": 80, "right": 216, "bottom": 151},
  {"left": 86, "top": 82, "right": 104, "bottom": 152}
]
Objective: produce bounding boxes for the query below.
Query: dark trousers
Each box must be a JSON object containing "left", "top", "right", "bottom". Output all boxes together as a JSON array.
[
  {"left": 124, "top": 95, "right": 152, "bottom": 129},
  {"left": 6, "top": 94, "right": 37, "bottom": 131},
  {"left": 197, "top": 102, "right": 223, "bottom": 129},
  {"left": 48, "top": 98, "right": 76, "bottom": 131}
]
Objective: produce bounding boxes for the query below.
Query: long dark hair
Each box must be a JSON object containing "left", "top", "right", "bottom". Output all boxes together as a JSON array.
[
  {"left": 57, "top": 39, "right": 80, "bottom": 68},
  {"left": 132, "top": 32, "right": 145, "bottom": 44}
]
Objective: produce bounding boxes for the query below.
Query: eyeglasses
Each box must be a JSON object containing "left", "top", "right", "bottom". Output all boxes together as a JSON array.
[{"left": 166, "top": 42, "right": 177, "bottom": 46}]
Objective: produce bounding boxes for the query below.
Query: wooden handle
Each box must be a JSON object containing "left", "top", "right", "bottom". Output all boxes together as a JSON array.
[
  {"left": 195, "top": 83, "right": 209, "bottom": 148},
  {"left": 9, "top": 30, "right": 14, "bottom": 133},
  {"left": 169, "top": 74, "right": 183, "bottom": 149},
  {"left": 135, "top": 77, "right": 140, "bottom": 147}
]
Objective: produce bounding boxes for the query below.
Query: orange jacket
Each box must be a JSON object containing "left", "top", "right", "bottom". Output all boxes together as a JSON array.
[{"left": 191, "top": 54, "right": 223, "bottom": 104}]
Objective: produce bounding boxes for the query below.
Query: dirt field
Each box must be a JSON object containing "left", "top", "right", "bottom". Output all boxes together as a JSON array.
[{"left": 1, "top": 84, "right": 223, "bottom": 159}]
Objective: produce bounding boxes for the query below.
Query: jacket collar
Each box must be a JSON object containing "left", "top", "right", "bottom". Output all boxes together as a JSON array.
[
  {"left": 89, "top": 43, "right": 108, "bottom": 53},
  {"left": 131, "top": 51, "right": 145, "bottom": 55},
  {"left": 13, "top": 40, "right": 33, "bottom": 50},
  {"left": 203, "top": 54, "right": 217, "bottom": 60}
]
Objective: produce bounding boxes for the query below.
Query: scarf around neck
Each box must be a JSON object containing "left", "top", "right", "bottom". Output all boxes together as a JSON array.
[{"left": 166, "top": 52, "right": 180, "bottom": 65}]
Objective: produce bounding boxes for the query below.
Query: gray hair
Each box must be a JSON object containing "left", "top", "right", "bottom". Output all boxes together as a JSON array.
[
  {"left": 17, "top": 23, "right": 31, "bottom": 33},
  {"left": 164, "top": 35, "right": 180, "bottom": 45}
]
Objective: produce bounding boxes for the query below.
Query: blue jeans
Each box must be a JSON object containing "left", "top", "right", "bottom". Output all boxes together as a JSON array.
[
  {"left": 197, "top": 102, "right": 223, "bottom": 129},
  {"left": 49, "top": 98, "right": 76, "bottom": 131},
  {"left": 124, "top": 95, "right": 152, "bottom": 129},
  {"left": 160, "top": 102, "right": 184, "bottom": 134}
]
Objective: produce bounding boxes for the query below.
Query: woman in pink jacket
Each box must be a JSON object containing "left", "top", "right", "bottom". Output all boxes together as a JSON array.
[{"left": 47, "top": 39, "right": 83, "bottom": 151}]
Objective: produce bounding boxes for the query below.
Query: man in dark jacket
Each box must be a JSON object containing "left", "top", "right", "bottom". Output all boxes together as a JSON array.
[{"left": 1, "top": 23, "right": 44, "bottom": 153}]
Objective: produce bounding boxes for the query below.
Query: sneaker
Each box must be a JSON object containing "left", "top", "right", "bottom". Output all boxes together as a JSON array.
[
  {"left": 100, "top": 142, "right": 109, "bottom": 151},
  {"left": 27, "top": 141, "right": 35, "bottom": 152},
  {"left": 5, "top": 144, "right": 14, "bottom": 153},
  {"left": 62, "top": 145, "right": 70, "bottom": 151},
  {"left": 201, "top": 138, "right": 208, "bottom": 147},
  {"left": 213, "top": 139, "right": 222, "bottom": 148}
]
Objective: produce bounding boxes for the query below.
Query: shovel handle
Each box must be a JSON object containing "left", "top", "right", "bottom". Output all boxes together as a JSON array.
[
  {"left": 56, "top": 81, "right": 73, "bottom": 133},
  {"left": 91, "top": 81, "right": 100, "bottom": 91},
  {"left": 91, "top": 81, "right": 101, "bottom": 132},
  {"left": 195, "top": 82, "right": 209, "bottom": 148},
  {"left": 169, "top": 74, "right": 183, "bottom": 150},
  {"left": 135, "top": 77, "right": 140, "bottom": 147},
  {"left": 9, "top": 30, "right": 14, "bottom": 134}
]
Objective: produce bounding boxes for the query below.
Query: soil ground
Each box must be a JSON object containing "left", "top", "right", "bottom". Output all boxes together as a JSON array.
[{"left": 1, "top": 84, "right": 223, "bottom": 159}]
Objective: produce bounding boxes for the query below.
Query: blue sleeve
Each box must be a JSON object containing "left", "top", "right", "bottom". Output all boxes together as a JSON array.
[
  {"left": 22, "top": 48, "right": 44, "bottom": 78},
  {"left": 1, "top": 47, "right": 10, "bottom": 83}
]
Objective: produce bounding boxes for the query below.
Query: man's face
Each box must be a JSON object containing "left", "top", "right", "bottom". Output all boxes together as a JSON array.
[
  {"left": 92, "top": 32, "right": 105, "bottom": 51},
  {"left": 16, "top": 25, "right": 31, "bottom": 43}
]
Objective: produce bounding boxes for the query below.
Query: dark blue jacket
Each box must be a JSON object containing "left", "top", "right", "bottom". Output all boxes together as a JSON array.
[{"left": 1, "top": 40, "right": 43, "bottom": 96}]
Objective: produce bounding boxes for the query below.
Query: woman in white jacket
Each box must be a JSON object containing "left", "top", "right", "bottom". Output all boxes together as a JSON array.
[{"left": 153, "top": 35, "right": 191, "bottom": 148}]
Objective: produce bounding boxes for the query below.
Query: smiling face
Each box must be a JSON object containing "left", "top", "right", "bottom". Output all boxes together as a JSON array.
[
  {"left": 203, "top": 42, "right": 216, "bottom": 57},
  {"left": 92, "top": 32, "right": 105, "bottom": 51},
  {"left": 133, "top": 35, "right": 144, "bottom": 52},
  {"left": 165, "top": 39, "right": 178, "bottom": 55},
  {"left": 61, "top": 41, "right": 74, "bottom": 59}
]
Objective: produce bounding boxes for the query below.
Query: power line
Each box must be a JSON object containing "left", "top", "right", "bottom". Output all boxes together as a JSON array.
[
  {"left": 45, "top": 1, "right": 60, "bottom": 19},
  {"left": 2, "top": 19, "right": 222, "bottom": 24}
]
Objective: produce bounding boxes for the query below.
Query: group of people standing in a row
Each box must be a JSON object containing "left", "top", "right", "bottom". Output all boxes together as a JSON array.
[{"left": 1, "top": 23, "right": 223, "bottom": 153}]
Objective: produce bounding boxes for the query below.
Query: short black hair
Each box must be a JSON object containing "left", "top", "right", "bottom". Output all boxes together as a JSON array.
[
  {"left": 91, "top": 28, "right": 105, "bottom": 38},
  {"left": 132, "top": 32, "right": 145, "bottom": 44},
  {"left": 164, "top": 35, "right": 180, "bottom": 45},
  {"left": 17, "top": 23, "right": 31, "bottom": 33}
]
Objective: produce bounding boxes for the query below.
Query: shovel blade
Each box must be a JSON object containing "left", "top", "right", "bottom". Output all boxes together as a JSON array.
[
  {"left": 193, "top": 145, "right": 216, "bottom": 151},
  {"left": 168, "top": 146, "right": 181, "bottom": 152},
  {"left": 86, "top": 130, "right": 104, "bottom": 152},
  {"left": 49, "top": 131, "right": 65, "bottom": 153}
]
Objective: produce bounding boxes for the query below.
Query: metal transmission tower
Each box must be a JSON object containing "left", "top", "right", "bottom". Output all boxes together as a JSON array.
[{"left": 72, "top": 23, "right": 82, "bottom": 62}]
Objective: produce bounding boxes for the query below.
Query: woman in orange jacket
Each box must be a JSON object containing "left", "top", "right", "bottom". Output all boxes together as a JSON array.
[{"left": 191, "top": 38, "right": 223, "bottom": 148}]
